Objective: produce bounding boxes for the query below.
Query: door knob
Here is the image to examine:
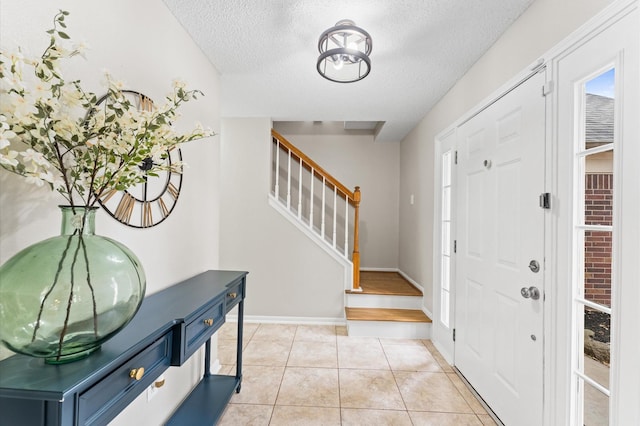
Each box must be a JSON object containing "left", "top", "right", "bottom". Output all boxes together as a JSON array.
[{"left": 520, "top": 286, "right": 540, "bottom": 300}]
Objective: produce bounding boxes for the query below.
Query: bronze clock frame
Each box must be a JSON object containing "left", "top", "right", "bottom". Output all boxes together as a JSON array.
[{"left": 94, "top": 90, "right": 184, "bottom": 228}]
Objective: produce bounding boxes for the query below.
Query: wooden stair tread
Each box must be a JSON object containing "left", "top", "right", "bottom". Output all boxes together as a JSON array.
[
  {"left": 346, "top": 307, "right": 432, "bottom": 323},
  {"left": 346, "top": 271, "right": 422, "bottom": 296}
]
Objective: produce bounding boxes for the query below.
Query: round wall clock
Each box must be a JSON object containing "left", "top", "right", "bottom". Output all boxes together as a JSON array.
[{"left": 95, "top": 90, "right": 184, "bottom": 228}]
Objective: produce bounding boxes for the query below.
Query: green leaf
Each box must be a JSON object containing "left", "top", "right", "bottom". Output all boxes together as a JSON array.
[{"left": 57, "top": 31, "right": 70, "bottom": 39}]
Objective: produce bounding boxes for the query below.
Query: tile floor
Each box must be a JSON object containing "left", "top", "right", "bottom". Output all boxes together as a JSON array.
[{"left": 216, "top": 322, "right": 498, "bottom": 426}]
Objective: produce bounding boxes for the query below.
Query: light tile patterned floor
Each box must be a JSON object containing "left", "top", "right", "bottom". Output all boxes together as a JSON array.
[{"left": 217, "top": 323, "right": 498, "bottom": 426}]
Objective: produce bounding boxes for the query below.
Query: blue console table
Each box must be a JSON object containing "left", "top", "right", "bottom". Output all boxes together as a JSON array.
[{"left": 0, "top": 270, "right": 247, "bottom": 425}]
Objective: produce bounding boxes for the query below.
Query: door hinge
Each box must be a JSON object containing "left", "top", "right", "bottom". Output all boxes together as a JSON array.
[
  {"left": 539, "top": 192, "right": 551, "bottom": 209},
  {"left": 454, "top": 151, "right": 458, "bottom": 165},
  {"left": 453, "top": 328, "right": 456, "bottom": 342},
  {"left": 542, "top": 81, "right": 554, "bottom": 96},
  {"left": 454, "top": 240, "right": 457, "bottom": 253}
]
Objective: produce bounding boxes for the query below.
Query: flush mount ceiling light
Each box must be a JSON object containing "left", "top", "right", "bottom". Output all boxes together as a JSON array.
[{"left": 317, "top": 19, "right": 372, "bottom": 83}]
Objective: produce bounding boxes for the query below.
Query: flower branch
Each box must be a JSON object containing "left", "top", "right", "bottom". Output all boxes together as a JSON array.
[{"left": 0, "top": 9, "right": 215, "bottom": 208}]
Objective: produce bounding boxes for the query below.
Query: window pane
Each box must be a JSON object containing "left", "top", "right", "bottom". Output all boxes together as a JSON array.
[
  {"left": 584, "top": 68, "right": 615, "bottom": 151},
  {"left": 583, "top": 230, "right": 612, "bottom": 308},
  {"left": 584, "top": 307, "right": 611, "bottom": 376},
  {"left": 442, "top": 151, "right": 451, "bottom": 186},
  {"left": 584, "top": 155, "right": 613, "bottom": 226},
  {"left": 442, "top": 255, "right": 450, "bottom": 292},
  {"left": 582, "top": 379, "right": 610, "bottom": 426},
  {"left": 442, "top": 223, "right": 450, "bottom": 256},
  {"left": 442, "top": 187, "right": 451, "bottom": 220},
  {"left": 441, "top": 291, "right": 450, "bottom": 328}
]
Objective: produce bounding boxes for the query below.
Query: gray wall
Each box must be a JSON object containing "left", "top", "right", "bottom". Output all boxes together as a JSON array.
[{"left": 219, "top": 118, "right": 346, "bottom": 320}]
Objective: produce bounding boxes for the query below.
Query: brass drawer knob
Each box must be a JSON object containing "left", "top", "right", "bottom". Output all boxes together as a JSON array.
[
  {"left": 227, "top": 292, "right": 237, "bottom": 299},
  {"left": 129, "top": 367, "right": 145, "bottom": 381},
  {"left": 204, "top": 318, "right": 214, "bottom": 326}
]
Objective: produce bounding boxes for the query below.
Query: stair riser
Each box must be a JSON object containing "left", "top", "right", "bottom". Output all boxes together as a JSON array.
[
  {"left": 346, "top": 293, "right": 422, "bottom": 310},
  {"left": 347, "top": 320, "right": 431, "bottom": 339}
]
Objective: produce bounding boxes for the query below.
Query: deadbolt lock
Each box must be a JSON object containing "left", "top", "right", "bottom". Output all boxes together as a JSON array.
[{"left": 529, "top": 260, "right": 540, "bottom": 273}]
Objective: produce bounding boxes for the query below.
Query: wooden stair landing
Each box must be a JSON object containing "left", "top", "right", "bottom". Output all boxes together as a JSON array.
[
  {"left": 346, "top": 307, "right": 432, "bottom": 323},
  {"left": 346, "top": 271, "right": 422, "bottom": 296}
]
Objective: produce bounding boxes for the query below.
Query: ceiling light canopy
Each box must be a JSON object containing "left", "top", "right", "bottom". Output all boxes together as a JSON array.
[{"left": 317, "top": 20, "right": 372, "bottom": 83}]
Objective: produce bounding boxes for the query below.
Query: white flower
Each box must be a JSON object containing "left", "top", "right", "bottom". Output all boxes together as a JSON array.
[
  {"left": 60, "top": 86, "right": 83, "bottom": 108},
  {"left": 0, "top": 149, "right": 18, "bottom": 166},
  {"left": 73, "top": 41, "right": 90, "bottom": 58},
  {"left": 11, "top": 92, "right": 36, "bottom": 118},
  {"left": 24, "top": 173, "right": 45, "bottom": 187},
  {"left": 172, "top": 79, "right": 187, "bottom": 89},
  {"left": 39, "top": 170, "right": 56, "bottom": 183},
  {"left": 31, "top": 81, "right": 51, "bottom": 98},
  {"left": 21, "top": 149, "right": 50, "bottom": 169},
  {"left": 0, "top": 129, "right": 16, "bottom": 148}
]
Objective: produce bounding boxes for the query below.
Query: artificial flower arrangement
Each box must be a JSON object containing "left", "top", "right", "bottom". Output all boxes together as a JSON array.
[{"left": 0, "top": 9, "right": 214, "bottom": 207}]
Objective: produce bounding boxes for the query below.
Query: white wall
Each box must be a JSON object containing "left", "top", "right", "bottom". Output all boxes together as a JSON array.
[
  {"left": 0, "top": 1, "right": 221, "bottom": 424},
  {"left": 277, "top": 133, "right": 400, "bottom": 269},
  {"left": 220, "top": 118, "right": 346, "bottom": 320},
  {"left": 398, "top": 0, "right": 613, "bottom": 313}
]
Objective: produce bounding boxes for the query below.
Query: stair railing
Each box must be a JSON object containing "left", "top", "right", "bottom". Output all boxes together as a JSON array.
[{"left": 271, "top": 129, "right": 361, "bottom": 290}]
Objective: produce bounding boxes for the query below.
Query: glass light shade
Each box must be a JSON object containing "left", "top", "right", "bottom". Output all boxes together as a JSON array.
[{"left": 317, "top": 20, "right": 372, "bottom": 83}]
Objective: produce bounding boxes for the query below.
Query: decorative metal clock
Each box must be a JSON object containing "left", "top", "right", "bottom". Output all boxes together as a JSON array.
[{"left": 95, "top": 90, "right": 184, "bottom": 228}]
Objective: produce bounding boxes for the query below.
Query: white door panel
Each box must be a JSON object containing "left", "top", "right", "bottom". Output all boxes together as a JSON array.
[{"left": 455, "top": 71, "right": 546, "bottom": 426}]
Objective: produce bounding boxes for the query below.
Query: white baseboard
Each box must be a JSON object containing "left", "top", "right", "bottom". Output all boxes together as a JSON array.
[{"left": 397, "top": 269, "right": 425, "bottom": 294}]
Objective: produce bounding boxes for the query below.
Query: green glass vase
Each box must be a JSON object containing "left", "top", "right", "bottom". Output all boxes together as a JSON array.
[{"left": 0, "top": 206, "right": 146, "bottom": 364}]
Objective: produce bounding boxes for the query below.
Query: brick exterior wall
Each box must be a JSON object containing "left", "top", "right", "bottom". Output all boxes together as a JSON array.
[{"left": 584, "top": 173, "right": 613, "bottom": 307}]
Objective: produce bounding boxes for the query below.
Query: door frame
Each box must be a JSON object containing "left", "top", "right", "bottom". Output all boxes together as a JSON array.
[
  {"left": 550, "top": 2, "right": 639, "bottom": 424},
  {"left": 431, "top": 1, "right": 639, "bottom": 424},
  {"left": 432, "top": 128, "right": 457, "bottom": 363}
]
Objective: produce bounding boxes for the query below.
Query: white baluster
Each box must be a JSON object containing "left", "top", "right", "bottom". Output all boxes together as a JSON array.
[
  {"left": 274, "top": 140, "right": 280, "bottom": 198},
  {"left": 286, "top": 150, "right": 291, "bottom": 209},
  {"left": 321, "top": 177, "right": 326, "bottom": 238},
  {"left": 344, "top": 194, "right": 349, "bottom": 256},
  {"left": 309, "top": 168, "right": 314, "bottom": 230},
  {"left": 332, "top": 185, "right": 337, "bottom": 248},
  {"left": 298, "top": 157, "right": 302, "bottom": 219}
]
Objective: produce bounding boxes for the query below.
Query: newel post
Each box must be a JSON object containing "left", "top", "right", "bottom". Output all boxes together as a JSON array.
[{"left": 352, "top": 186, "right": 361, "bottom": 290}]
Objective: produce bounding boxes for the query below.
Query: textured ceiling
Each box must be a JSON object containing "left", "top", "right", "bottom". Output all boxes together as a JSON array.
[{"left": 162, "top": 0, "right": 535, "bottom": 142}]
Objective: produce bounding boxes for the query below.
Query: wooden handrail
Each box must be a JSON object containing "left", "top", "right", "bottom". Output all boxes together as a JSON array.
[
  {"left": 271, "top": 129, "right": 361, "bottom": 290},
  {"left": 272, "top": 129, "right": 355, "bottom": 201}
]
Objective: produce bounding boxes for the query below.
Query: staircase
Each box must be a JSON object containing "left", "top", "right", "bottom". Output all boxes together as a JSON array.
[
  {"left": 270, "top": 130, "right": 431, "bottom": 339},
  {"left": 345, "top": 271, "right": 432, "bottom": 339}
]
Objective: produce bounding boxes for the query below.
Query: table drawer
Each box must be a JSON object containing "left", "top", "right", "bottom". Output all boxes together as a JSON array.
[
  {"left": 180, "top": 297, "right": 225, "bottom": 362},
  {"left": 78, "top": 333, "right": 172, "bottom": 426},
  {"left": 225, "top": 279, "right": 244, "bottom": 312}
]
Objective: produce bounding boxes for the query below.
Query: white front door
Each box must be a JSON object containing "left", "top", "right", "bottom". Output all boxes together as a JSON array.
[{"left": 454, "top": 70, "right": 546, "bottom": 425}]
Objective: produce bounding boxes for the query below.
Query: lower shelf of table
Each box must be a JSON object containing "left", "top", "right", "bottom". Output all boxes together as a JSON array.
[{"left": 165, "top": 374, "right": 241, "bottom": 425}]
